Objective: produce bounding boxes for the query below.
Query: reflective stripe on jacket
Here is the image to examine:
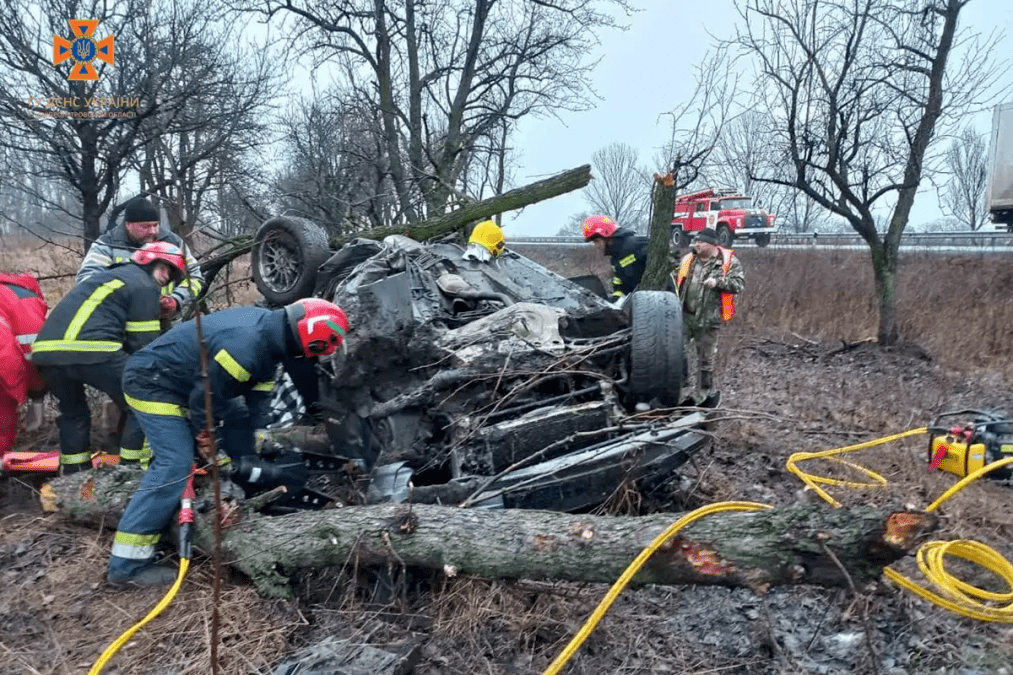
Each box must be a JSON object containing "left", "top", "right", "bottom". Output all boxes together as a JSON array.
[
  {"left": 122, "top": 307, "right": 293, "bottom": 455},
  {"left": 32, "top": 263, "right": 162, "bottom": 366},
  {"left": 606, "top": 228, "right": 649, "bottom": 299}
]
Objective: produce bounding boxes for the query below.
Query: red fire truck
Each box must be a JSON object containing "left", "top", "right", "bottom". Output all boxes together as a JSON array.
[{"left": 671, "top": 187, "right": 777, "bottom": 248}]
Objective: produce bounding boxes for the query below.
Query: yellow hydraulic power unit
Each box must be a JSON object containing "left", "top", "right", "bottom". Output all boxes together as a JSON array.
[{"left": 928, "top": 410, "right": 1013, "bottom": 479}]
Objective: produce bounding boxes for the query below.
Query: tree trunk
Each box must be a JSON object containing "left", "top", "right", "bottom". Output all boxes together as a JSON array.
[
  {"left": 870, "top": 244, "right": 899, "bottom": 346},
  {"left": 44, "top": 470, "right": 935, "bottom": 600},
  {"left": 640, "top": 172, "right": 678, "bottom": 291}
]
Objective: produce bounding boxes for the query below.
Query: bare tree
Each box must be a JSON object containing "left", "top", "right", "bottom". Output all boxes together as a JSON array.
[
  {"left": 704, "top": 110, "right": 825, "bottom": 233},
  {"left": 584, "top": 142, "right": 650, "bottom": 233},
  {"left": 940, "top": 125, "right": 989, "bottom": 230},
  {"left": 705, "top": 111, "right": 778, "bottom": 207},
  {"left": 920, "top": 215, "right": 964, "bottom": 232},
  {"left": 778, "top": 191, "right": 838, "bottom": 233},
  {"left": 272, "top": 96, "right": 398, "bottom": 235},
  {"left": 133, "top": 9, "right": 278, "bottom": 245},
  {"left": 234, "top": 0, "right": 633, "bottom": 228},
  {"left": 555, "top": 210, "right": 593, "bottom": 237},
  {"left": 733, "top": 0, "right": 1006, "bottom": 344},
  {"left": 0, "top": 0, "right": 274, "bottom": 248},
  {"left": 641, "top": 48, "right": 736, "bottom": 290}
]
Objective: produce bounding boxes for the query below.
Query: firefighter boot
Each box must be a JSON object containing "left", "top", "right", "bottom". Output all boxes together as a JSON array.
[
  {"left": 106, "top": 564, "right": 178, "bottom": 588},
  {"left": 700, "top": 371, "right": 721, "bottom": 409},
  {"left": 58, "top": 453, "right": 93, "bottom": 475}
]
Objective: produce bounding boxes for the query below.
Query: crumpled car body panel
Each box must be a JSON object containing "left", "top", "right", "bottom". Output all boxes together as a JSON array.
[{"left": 274, "top": 233, "right": 694, "bottom": 512}]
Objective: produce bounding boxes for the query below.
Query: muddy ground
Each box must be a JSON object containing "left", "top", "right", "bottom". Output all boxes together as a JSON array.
[
  {"left": 5, "top": 237, "right": 1013, "bottom": 675},
  {"left": 3, "top": 321, "right": 1012, "bottom": 675}
]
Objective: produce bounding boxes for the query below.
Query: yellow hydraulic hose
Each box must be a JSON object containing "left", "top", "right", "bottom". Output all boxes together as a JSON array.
[
  {"left": 788, "top": 430, "right": 1013, "bottom": 623},
  {"left": 541, "top": 501, "right": 771, "bottom": 675},
  {"left": 785, "top": 427, "right": 928, "bottom": 507},
  {"left": 545, "top": 426, "right": 1013, "bottom": 673},
  {"left": 885, "top": 454, "right": 1013, "bottom": 623},
  {"left": 88, "top": 558, "right": 190, "bottom": 675}
]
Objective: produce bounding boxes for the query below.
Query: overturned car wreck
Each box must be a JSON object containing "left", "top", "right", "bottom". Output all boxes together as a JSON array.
[{"left": 249, "top": 217, "right": 703, "bottom": 513}]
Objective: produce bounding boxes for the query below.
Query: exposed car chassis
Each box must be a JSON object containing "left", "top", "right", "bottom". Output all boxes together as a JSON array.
[{"left": 249, "top": 217, "right": 703, "bottom": 513}]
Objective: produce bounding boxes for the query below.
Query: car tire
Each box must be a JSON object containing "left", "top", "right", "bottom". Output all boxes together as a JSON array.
[
  {"left": 252, "top": 216, "right": 331, "bottom": 305},
  {"left": 628, "top": 290, "right": 684, "bottom": 406},
  {"left": 755, "top": 233, "right": 771, "bottom": 248},
  {"left": 716, "top": 224, "right": 734, "bottom": 248}
]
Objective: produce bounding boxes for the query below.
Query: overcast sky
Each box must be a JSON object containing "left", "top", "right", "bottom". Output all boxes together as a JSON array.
[{"left": 503, "top": 0, "right": 1011, "bottom": 237}]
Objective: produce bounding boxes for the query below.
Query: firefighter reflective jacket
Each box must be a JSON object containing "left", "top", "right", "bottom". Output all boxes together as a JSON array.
[
  {"left": 122, "top": 307, "right": 294, "bottom": 456},
  {"left": 0, "top": 273, "right": 48, "bottom": 404},
  {"left": 32, "top": 263, "right": 162, "bottom": 366},
  {"left": 76, "top": 220, "right": 204, "bottom": 309},
  {"left": 605, "top": 228, "right": 649, "bottom": 299},
  {"left": 674, "top": 247, "right": 744, "bottom": 324}
]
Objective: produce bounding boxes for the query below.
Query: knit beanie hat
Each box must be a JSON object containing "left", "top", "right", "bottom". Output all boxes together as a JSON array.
[
  {"left": 124, "top": 197, "right": 160, "bottom": 224},
  {"left": 695, "top": 227, "right": 720, "bottom": 245}
]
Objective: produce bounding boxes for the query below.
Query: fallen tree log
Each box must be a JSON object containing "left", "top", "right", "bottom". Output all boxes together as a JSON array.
[
  {"left": 332, "top": 164, "right": 593, "bottom": 247},
  {"left": 45, "top": 469, "right": 935, "bottom": 599},
  {"left": 191, "top": 164, "right": 594, "bottom": 290}
]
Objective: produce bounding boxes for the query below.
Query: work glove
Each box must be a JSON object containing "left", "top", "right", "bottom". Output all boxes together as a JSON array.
[
  {"left": 159, "top": 295, "right": 179, "bottom": 319},
  {"left": 195, "top": 429, "right": 216, "bottom": 462}
]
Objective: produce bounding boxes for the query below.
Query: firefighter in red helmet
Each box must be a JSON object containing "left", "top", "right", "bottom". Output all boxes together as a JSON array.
[
  {"left": 32, "top": 242, "right": 186, "bottom": 473},
  {"left": 107, "top": 298, "right": 349, "bottom": 587},
  {"left": 581, "top": 215, "right": 649, "bottom": 303}
]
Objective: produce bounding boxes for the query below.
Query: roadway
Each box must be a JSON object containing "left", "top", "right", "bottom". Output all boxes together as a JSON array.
[{"left": 507, "top": 231, "right": 1013, "bottom": 254}]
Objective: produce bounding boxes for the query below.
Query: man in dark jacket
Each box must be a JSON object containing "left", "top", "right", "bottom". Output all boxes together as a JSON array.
[
  {"left": 76, "top": 196, "right": 203, "bottom": 320},
  {"left": 581, "top": 215, "right": 649, "bottom": 303},
  {"left": 34, "top": 243, "right": 186, "bottom": 472},
  {"left": 107, "top": 298, "right": 349, "bottom": 587}
]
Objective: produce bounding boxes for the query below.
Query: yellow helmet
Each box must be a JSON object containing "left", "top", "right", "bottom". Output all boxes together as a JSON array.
[{"left": 468, "top": 220, "right": 505, "bottom": 255}]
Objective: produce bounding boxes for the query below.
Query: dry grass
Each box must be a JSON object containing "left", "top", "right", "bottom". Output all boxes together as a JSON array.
[
  {"left": 518, "top": 244, "right": 1013, "bottom": 378},
  {"left": 0, "top": 487, "right": 298, "bottom": 675},
  {"left": 737, "top": 249, "right": 1013, "bottom": 376}
]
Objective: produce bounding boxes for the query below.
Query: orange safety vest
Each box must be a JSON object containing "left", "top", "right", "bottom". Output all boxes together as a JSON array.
[{"left": 675, "top": 248, "right": 736, "bottom": 322}]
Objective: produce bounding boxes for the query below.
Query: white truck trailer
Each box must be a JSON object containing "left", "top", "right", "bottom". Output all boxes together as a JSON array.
[{"left": 987, "top": 102, "right": 1013, "bottom": 231}]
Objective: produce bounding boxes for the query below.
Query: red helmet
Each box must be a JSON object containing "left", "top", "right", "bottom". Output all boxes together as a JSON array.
[
  {"left": 131, "top": 241, "right": 187, "bottom": 281},
  {"left": 285, "top": 298, "right": 349, "bottom": 358},
  {"left": 581, "top": 215, "right": 617, "bottom": 241}
]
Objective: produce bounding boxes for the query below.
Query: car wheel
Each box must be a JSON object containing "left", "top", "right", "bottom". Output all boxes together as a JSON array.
[
  {"left": 670, "top": 227, "right": 691, "bottom": 249},
  {"left": 252, "top": 216, "right": 331, "bottom": 305},
  {"left": 755, "top": 233, "right": 771, "bottom": 248},
  {"left": 716, "top": 224, "right": 734, "bottom": 248},
  {"left": 628, "top": 290, "right": 684, "bottom": 406}
]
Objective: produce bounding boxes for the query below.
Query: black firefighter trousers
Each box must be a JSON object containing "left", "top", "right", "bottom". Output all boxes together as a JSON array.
[{"left": 38, "top": 351, "right": 145, "bottom": 473}]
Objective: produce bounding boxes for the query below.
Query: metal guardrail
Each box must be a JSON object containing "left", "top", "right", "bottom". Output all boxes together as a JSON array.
[{"left": 507, "top": 231, "right": 1013, "bottom": 248}]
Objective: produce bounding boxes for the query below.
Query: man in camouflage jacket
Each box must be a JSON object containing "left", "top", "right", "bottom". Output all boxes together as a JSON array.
[{"left": 672, "top": 227, "right": 745, "bottom": 407}]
